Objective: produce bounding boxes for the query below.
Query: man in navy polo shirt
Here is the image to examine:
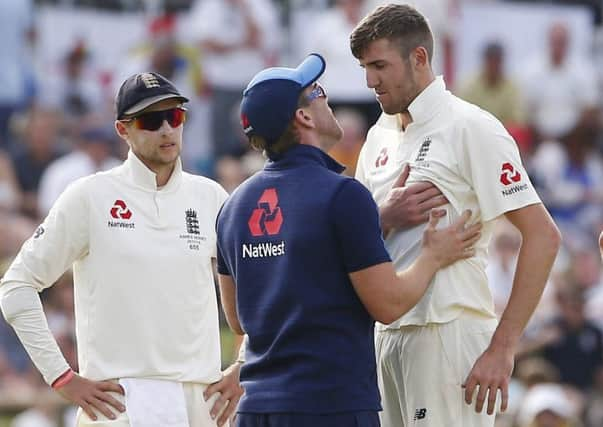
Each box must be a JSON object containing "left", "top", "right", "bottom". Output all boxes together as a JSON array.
[{"left": 215, "top": 53, "right": 482, "bottom": 427}]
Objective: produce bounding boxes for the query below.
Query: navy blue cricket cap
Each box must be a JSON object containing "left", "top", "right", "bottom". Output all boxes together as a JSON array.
[
  {"left": 240, "top": 53, "right": 326, "bottom": 144},
  {"left": 115, "top": 72, "right": 189, "bottom": 119}
]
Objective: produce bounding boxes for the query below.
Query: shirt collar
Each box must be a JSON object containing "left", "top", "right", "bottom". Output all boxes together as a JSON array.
[
  {"left": 407, "top": 75, "right": 448, "bottom": 126},
  {"left": 122, "top": 150, "right": 183, "bottom": 191},
  {"left": 265, "top": 144, "right": 345, "bottom": 174}
]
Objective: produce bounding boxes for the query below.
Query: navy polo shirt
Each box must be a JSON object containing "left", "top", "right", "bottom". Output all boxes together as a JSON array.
[{"left": 216, "top": 144, "right": 391, "bottom": 414}]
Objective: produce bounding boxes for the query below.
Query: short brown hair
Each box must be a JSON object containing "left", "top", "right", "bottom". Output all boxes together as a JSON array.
[{"left": 350, "top": 4, "right": 434, "bottom": 63}]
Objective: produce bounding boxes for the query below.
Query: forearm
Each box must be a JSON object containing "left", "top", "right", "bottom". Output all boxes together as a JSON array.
[
  {"left": 491, "top": 230, "right": 560, "bottom": 351},
  {"left": 392, "top": 252, "right": 439, "bottom": 316},
  {"left": 0, "top": 284, "right": 70, "bottom": 385}
]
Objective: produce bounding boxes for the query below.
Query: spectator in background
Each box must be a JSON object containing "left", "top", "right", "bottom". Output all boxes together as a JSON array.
[
  {"left": 523, "top": 22, "right": 599, "bottom": 143},
  {"left": 39, "top": 41, "right": 106, "bottom": 126},
  {"left": 517, "top": 383, "right": 578, "bottom": 427},
  {"left": 0, "top": 0, "right": 35, "bottom": 150},
  {"left": 457, "top": 42, "right": 527, "bottom": 138},
  {"left": 10, "top": 108, "right": 63, "bottom": 219},
  {"left": 530, "top": 116, "right": 603, "bottom": 238},
  {"left": 0, "top": 150, "right": 35, "bottom": 264},
  {"left": 118, "top": 14, "right": 212, "bottom": 175},
  {"left": 529, "top": 281, "right": 603, "bottom": 391},
  {"left": 37, "top": 126, "right": 120, "bottom": 216},
  {"left": 304, "top": 0, "right": 381, "bottom": 127},
  {"left": 328, "top": 108, "right": 367, "bottom": 177},
  {"left": 190, "top": 0, "right": 281, "bottom": 158}
]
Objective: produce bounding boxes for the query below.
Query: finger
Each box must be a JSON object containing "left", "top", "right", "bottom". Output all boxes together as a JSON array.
[
  {"left": 462, "top": 233, "right": 481, "bottom": 249},
  {"left": 391, "top": 163, "right": 410, "bottom": 188},
  {"left": 81, "top": 401, "right": 98, "bottom": 421},
  {"left": 486, "top": 386, "right": 497, "bottom": 415},
  {"left": 418, "top": 195, "right": 448, "bottom": 211},
  {"left": 463, "top": 376, "right": 478, "bottom": 405},
  {"left": 404, "top": 181, "right": 434, "bottom": 195},
  {"left": 90, "top": 396, "right": 117, "bottom": 420},
  {"left": 474, "top": 384, "right": 488, "bottom": 413},
  {"left": 427, "top": 209, "right": 446, "bottom": 229},
  {"left": 414, "top": 186, "right": 441, "bottom": 203},
  {"left": 95, "top": 390, "right": 126, "bottom": 413},
  {"left": 500, "top": 383, "right": 509, "bottom": 413},
  {"left": 210, "top": 393, "right": 228, "bottom": 420},
  {"left": 452, "top": 209, "right": 472, "bottom": 230},
  {"left": 98, "top": 381, "right": 125, "bottom": 395},
  {"left": 461, "top": 223, "right": 482, "bottom": 239},
  {"left": 217, "top": 398, "right": 238, "bottom": 427},
  {"left": 204, "top": 381, "right": 221, "bottom": 401}
]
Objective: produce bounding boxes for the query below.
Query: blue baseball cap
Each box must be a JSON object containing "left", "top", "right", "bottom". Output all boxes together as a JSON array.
[{"left": 240, "top": 53, "right": 326, "bottom": 144}]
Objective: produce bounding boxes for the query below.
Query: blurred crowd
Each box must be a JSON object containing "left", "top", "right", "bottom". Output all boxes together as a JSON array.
[{"left": 1, "top": 0, "right": 603, "bottom": 426}]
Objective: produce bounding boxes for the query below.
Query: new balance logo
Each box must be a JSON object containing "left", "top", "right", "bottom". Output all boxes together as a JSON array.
[{"left": 414, "top": 408, "right": 427, "bottom": 420}]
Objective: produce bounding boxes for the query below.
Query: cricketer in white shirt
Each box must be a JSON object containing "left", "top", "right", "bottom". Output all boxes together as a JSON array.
[
  {"left": 0, "top": 72, "right": 241, "bottom": 427},
  {"left": 350, "top": 7, "right": 560, "bottom": 426}
]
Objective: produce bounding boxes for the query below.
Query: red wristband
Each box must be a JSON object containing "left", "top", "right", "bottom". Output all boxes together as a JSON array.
[{"left": 51, "top": 369, "right": 75, "bottom": 389}]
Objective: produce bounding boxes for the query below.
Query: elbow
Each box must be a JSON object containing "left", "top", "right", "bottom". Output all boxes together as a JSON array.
[
  {"left": 372, "top": 306, "right": 403, "bottom": 325},
  {"left": 545, "top": 221, "right": 562, "bottom": 255}
]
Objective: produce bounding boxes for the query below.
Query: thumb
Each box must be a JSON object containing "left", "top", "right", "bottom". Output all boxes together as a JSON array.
[{"left": 392, "top": 163, "right": 410, "bottom": 188}]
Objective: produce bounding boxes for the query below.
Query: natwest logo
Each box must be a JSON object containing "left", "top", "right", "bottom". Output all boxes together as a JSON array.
[
  {"left": 500, "top": 162, "right": 521, "bottom": 186},
  {"left": 375, "top": 147, "right": 389, "bottom": 168},
  {"left": 248, "top": 188, "right": 283, "bottom": 236},
  {"left": 110, "top": 200, "right": 132, "bottom": 220}
]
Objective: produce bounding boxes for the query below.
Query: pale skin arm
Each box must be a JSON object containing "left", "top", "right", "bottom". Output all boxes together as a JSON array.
[
  {"left": 379, "top": 164, "right": 448, "bottom": 236},
  {"left": 599, "top": 231, "right": 603, "bottom": 259},
  {"left": 350, "top": 210, "right": 480, "bottom": 323},
  {"left": 463, "top": 203, "right": 561, "bottom": 415},
  {"left": 202, "top": 262, "right": 244, "bottom": 427}
]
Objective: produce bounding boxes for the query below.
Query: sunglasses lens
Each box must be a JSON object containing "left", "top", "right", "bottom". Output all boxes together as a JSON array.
[
  {"left": 167, "top": 108, "right": 186, "bottom": 127},
  {"left": 133, "top": 108, "right": 186, "bottom": 131}
]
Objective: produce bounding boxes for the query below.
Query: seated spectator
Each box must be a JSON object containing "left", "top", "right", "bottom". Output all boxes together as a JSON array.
[
  {"left": 304, "top": 0, "right": 381, "bottom": 126},
  {"left": 523, "top": 22, "right": 598, "bottom": 143},
  {"left": 517, "top": 383, "right": 580, "bottom": 427},
  {"left": 190, "top": 0, "right": 281, "bottom": 157},
  {"left": 37, "top": 125, "right": 120, "bottom": 216},
  {"left": 0, "top": 150, "right": 35, "bottom": 263},
  {"left": 529, "top": 116, "right": 603, "bottom": 238},
  {"left": 457, "top": 41, "right": 527, "bottom": 132},
  {"left": 534, "top": 281, "right": 603, "bottom": 390},
  {"left": 38, "top": 40, "right": 106, "bottom": 127},
  {"left": 9, "top": 108, "right": 63, "bottom": 219}
]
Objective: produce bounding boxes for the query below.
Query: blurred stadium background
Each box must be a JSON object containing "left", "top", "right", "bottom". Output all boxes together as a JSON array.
[{"left": 1, "top": 0, "right": 603, "bottom": 426}]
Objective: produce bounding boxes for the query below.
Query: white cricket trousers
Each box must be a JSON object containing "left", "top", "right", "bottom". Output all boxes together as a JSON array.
[
  {"left": 76, "top": 382, "right": 230, "bottom": 427},
  {"left": 376, "top": 311, "right": 498, "bottom": 427}
]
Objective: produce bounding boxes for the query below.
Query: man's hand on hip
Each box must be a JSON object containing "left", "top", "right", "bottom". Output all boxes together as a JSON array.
[
  {"left": 204, "top": 362, "right": 244, "bottom": 426},
  {"left": 56, "top": 373, "right": 125, "bottom": 420}
]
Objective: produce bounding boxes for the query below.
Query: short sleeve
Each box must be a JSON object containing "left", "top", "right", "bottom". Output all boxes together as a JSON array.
[
  {"left": 459, "top": 111, "right": 541, "bottom": 222},
  {"left": 330, "top": 179, "right": 391, "bottom": 273}
]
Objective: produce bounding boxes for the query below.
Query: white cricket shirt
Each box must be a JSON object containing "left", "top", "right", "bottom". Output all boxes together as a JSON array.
[
  {"left": 356, "top": 77, "right": 541, "bottom": 329},
  {"left": 1, "top": 151, "right": 228, "bottom": 382}
]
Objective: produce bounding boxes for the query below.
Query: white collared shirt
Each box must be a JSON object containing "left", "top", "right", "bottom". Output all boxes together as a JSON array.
[
  {"left": 1, "top": 152, "right": 228, "bottom": 382},
  {"left": 356, "top": 77, "right": 541, "bottom": 328}
]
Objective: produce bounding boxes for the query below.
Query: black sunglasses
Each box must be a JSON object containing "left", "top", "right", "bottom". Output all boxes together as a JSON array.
[{"left": 121, "top": 107, "right": 187, "bottom": 131}]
